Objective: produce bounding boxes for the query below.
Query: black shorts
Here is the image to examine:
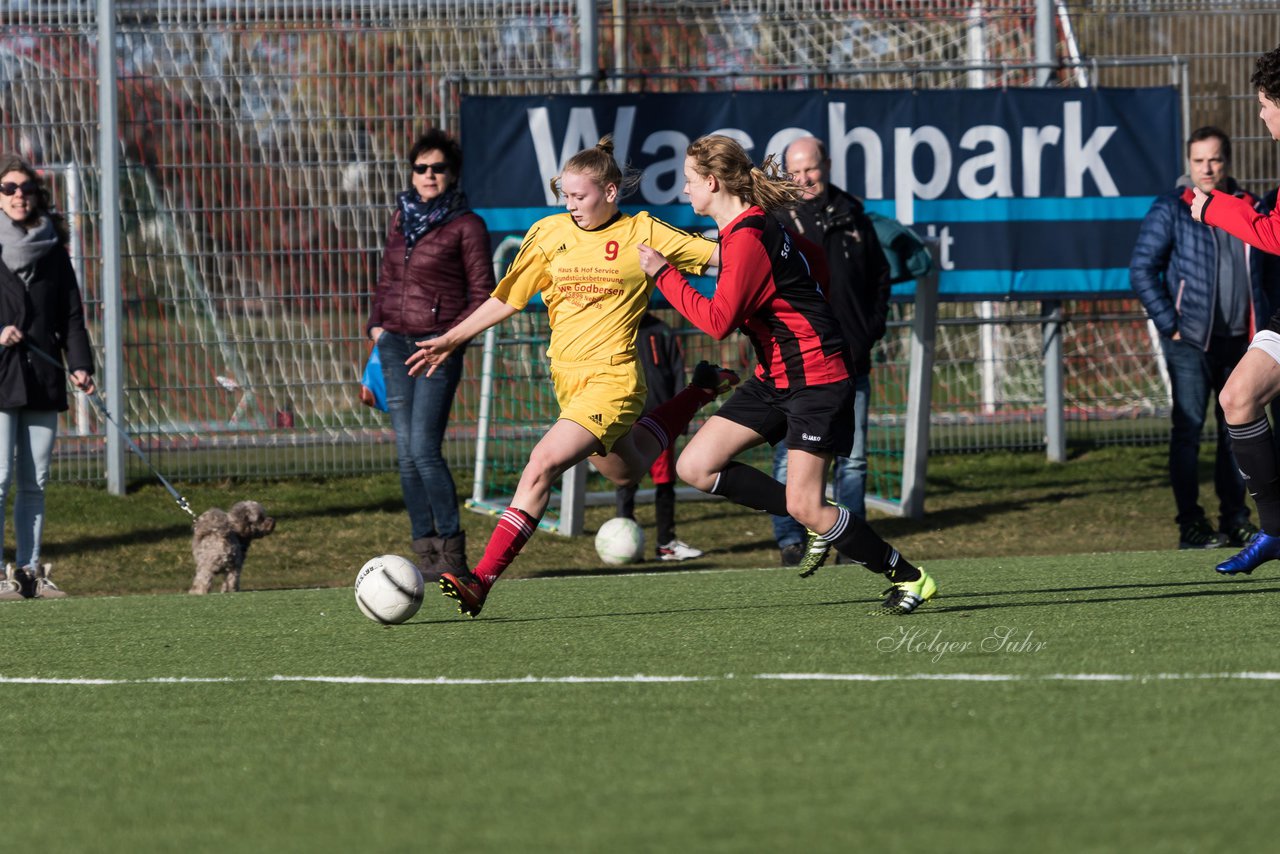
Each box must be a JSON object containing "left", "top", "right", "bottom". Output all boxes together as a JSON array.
[{"left": 713, "top": 376, "right": 855, "bottom": 457}]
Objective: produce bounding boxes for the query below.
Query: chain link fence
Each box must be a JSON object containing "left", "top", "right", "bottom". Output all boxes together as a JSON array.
[{"left": 1, "top": 0, "right": 1276, "bottom": 485}]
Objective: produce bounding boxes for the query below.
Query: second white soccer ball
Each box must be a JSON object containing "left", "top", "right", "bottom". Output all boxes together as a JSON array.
[
  {"left": 595, "top": 517, "right": 645, "bottom": 565},
  {"left": 354, "top": 554, "right": 424, "bottom": 624}
]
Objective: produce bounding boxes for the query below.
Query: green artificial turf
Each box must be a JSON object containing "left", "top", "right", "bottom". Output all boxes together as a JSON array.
[{"left": 2, "top": 548, "right": 1274, "bottom": 852}]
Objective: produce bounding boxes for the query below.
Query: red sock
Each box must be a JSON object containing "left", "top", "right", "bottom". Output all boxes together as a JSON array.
[
  {"left": 473, "top": 507, "right": 539, "bottom": 587},
  {"left": 635, "top": 385, "right": 713, "bottom": 449}
]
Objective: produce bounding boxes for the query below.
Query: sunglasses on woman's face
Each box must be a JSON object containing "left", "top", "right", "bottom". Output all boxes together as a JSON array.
[
  {"left": 0, "top": 181, "right": 36, "bottom": 196},
  {"left": 412, "top": 163, "right": 449, "bottom": 175}
]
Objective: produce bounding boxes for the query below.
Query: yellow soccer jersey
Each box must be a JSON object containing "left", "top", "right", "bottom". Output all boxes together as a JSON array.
[{"left": 492, "top": 211, "right": 715, "bottom": 364}]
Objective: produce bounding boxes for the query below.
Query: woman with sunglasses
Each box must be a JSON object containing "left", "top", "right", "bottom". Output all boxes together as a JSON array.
[
  {"left": 0, "top": 154, "right": 95, "bottom": 602},
  {"left": 366, "top": 129, "right": 495, "bottom": 581},
  {"left": 406, "top": 136, "right": 736, "bottom": 618}
]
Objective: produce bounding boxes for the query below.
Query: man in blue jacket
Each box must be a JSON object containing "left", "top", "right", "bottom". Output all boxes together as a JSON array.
[{"left": 1131, "top": 126, "right": 1270, "bottom": 550}]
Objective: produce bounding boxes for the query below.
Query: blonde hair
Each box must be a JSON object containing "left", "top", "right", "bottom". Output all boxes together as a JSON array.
[
  {"left": 549, "top": 135, "right": 640, "bottom": 200},
  {"left": 685, "top": 134, "right": 803, "bottom": 212}
]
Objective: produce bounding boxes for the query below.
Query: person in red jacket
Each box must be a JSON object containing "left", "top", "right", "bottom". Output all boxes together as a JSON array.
[
  {"left": 637, "top": 134, "right": 937, "bottom": 615},
  {"left": 1188, "top": 45, "right": 1280, "bottom": 576},
  {"left": 366, "top": 129, "right": 495, "bottom": 580}
]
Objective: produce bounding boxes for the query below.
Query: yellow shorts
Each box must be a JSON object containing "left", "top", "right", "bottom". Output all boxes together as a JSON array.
[{"left": 551, "top": 355, "right": 647, "bottom": 454}]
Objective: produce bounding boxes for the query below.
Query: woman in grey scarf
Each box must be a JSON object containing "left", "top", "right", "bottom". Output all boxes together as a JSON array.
[{"left": 0, "top": 154, "right": 95, "bottom": 601}]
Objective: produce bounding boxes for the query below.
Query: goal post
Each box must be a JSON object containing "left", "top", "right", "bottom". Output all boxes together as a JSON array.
[{"left": 877, "top": 241, "right": 940, "bottom": 520}]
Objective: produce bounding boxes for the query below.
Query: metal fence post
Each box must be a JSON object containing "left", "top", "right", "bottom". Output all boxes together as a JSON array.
[
  {"left": 98, "top": 0, "right": 125, "bottom": 495},
  {"left": 899, "top": 243, "right": 940, "bottom": 519},
  {"left": 1042, "top": 302, "right": 1067, "bottom": 462},
  {"left": 578, "top": 0, "right": 598, "bottom": 94},
  {"left": 471, "top": 326, "right": 498, "bottom": 507},
  {"left": 560, "top": 463, "right": 588, "bottom": 536}
]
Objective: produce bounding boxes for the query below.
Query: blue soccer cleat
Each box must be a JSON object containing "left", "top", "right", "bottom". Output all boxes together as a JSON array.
[{"left": 1215, "top": 531, "right": 1280, "bottom": 576}]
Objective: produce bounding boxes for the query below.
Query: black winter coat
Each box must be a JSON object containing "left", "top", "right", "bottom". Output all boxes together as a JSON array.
[
  {"left": 0, "top": 243, "right": 95, "bottom": 411},
  {"left": 775, "top": 187, "right": 891, "bottom": 376}
]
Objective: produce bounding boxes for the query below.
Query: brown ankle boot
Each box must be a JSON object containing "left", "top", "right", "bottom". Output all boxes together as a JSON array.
[
  {"left": 412, "top": 536, "right": 445, "bottom": 582},
  {"left": 438, "top": 532, "right": 469, "bottom": 575}
]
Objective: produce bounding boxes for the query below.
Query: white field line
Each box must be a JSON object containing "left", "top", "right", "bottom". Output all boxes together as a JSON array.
[{"left": 4, "top": 672, "right": 1280, "bottom": 686}]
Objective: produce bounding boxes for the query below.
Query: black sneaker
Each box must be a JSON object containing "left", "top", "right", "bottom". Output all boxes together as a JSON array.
[
  {"left": 1224, "top": 521, "right": 1261, "bottom": 548},
  {"left": 14, "top": 564, "right": 35, "bottom": 598},
  {"left": 779, "top": 543, "right": 805, "bottom": 567},
  {"left": 1179, "top": 518, "right": 1225, "bottom": 550}
]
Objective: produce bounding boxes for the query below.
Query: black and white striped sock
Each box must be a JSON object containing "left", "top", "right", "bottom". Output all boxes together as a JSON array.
[{"left": 825, "top": 510, "right": 921, "bottom": 582}]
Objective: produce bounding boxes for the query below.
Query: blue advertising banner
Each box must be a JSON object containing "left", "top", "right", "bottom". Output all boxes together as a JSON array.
[{"left": 460, "top": 88, "right": 1181, "bottom": 300}]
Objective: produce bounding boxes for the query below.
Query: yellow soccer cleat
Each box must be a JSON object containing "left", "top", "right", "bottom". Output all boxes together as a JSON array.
[{"left": 873, "top": 569, "right": 937, "bottom": 616}]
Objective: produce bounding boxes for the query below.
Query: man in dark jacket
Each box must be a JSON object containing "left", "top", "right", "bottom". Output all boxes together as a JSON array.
[
  {"left": 1131, "top": 126, "right": 1270, "bottom": 550},
  {"left": 769, "top": 135, "right": 892, "bottom": 566}
]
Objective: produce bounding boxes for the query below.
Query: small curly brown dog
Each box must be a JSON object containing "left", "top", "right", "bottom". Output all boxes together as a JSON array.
[{"left": 189, "top": 500, "right": 276, "bottom": 594}]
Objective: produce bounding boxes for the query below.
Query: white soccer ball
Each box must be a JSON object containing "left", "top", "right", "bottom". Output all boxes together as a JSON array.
[
  {"left": 354, "top": 554, "right": 424, "bottom": 625},
  {"left": 595, "top": 517, "right": 646, "bottom": 565}
]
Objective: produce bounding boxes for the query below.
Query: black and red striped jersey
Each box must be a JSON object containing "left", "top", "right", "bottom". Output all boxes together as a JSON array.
[{"left": 653, "top": 206, "right": 850, "bottom": 389}]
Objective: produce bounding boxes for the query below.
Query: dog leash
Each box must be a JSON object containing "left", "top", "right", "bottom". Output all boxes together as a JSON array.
[{"left": 21, "top": 341, "right": 197, "bottom": 522}]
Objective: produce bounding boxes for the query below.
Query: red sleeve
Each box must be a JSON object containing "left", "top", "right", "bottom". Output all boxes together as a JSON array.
[
  {"left": 653, "top": 229, "right": 773, "bottom": 341},
  {"left": 1202, "top": 188, "right": 1280, "bottom": 254}
]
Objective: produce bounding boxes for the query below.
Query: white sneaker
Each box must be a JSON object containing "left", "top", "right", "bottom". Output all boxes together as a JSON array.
[
  {"left": 32, "top": 564, "right": 67, "bottom": 599},
  {"left": 657, "top": 539, "right": 703, "bottom": 561},
  {"left": 0, "top": 564, "right": 24, "bottom": 601}
]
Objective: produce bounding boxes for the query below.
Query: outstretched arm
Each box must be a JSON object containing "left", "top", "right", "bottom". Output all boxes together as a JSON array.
[
  {"left": 406, "top": 296, "right": 518, "bottom": 377},
  {"left": 638, "top": 240, "right": 765, "bottom": 340}
]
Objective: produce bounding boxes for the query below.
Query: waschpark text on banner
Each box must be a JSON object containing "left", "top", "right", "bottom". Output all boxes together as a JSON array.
[{"left": 460, "top": 87, "right": 1181, "bottom": 301}]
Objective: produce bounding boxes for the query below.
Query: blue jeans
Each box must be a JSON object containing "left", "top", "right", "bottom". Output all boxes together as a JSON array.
[
  {"left": 377, "top": 332, "right": 465, "bottom": 540},
  {"left": 0, "top": 408, "right": 57, "bottom": 568},
  {"left": 772, "top": 372, "right": 871, "bottom": 547},
  {"left": 1160, "top": 334, "right": 1248, "bottom": 529}
]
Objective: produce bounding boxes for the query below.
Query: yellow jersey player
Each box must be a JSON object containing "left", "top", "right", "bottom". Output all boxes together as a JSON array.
[{"left": 407, "top": 136, "right": 739, "bottom": 618}]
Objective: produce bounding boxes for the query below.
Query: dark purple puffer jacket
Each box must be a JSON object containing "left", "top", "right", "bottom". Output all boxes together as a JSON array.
[{"left": 367, "top": 210, "right": 495, "bottom": 338}]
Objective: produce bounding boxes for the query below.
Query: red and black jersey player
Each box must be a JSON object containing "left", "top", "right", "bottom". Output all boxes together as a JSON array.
[
  {"left": 1188, "top": 44, "right": 1280, "bottom": 576},
  {"left": 637, "top": 134, "right": 938, "bottom": 616}
]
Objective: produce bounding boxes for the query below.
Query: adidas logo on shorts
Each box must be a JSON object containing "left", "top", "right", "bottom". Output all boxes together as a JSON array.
[{"left": 590, "top": 413, "right": 604, "bottom": 426}]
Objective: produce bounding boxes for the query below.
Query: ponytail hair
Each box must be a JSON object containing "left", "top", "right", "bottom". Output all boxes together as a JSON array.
[
  {"left": 549, "top": 135, "right": 640, "bottom": 200},
  {"left": 685, "top": 134, "right": 803, "bottom": 212}
]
